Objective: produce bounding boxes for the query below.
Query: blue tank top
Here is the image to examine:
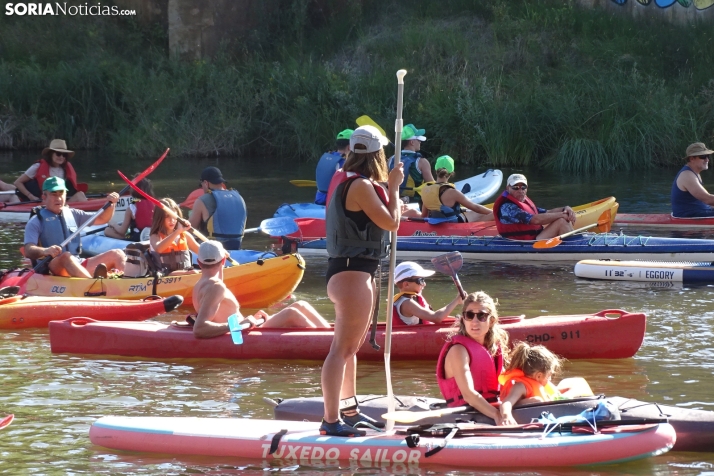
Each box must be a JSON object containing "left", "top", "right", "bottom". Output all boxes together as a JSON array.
[{"left": 671, "top": 165, "right": 713, "bottom": 217}]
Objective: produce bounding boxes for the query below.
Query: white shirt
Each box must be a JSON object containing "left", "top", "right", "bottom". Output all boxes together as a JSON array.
[{"left": 24, "top": 162, "right": 65, "bottom": 180}]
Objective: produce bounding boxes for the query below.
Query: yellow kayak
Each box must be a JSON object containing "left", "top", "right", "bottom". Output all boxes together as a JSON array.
[{"left": 3, "top": 254, "right": 305, "bottom": 309}]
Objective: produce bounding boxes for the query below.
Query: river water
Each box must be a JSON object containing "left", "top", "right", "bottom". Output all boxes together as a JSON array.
[{"left": 0, "top": 151, "right": 713, "bottom": 474}]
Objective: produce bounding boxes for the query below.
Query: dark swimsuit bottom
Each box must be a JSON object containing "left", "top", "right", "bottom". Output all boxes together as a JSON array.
[{"left": 325, "top": 257, "right": 379, "bottom": 284}]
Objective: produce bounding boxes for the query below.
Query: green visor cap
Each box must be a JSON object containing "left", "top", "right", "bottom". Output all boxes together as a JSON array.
[
  {"left": 402, "top": 124, "right": 426, "bottom": 141},
  {"left": 336, "top": 129, "right": 354, "bottom": 140},
  {"left": 42, "top": 176, "right": 68, "bottom": 192},
  {"left": 435, "top": 155, "right": 455, "bottom": 173}
]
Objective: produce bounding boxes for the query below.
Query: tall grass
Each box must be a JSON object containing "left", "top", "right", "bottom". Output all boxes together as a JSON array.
[{"left": 0, "top": 0, "right": 713, "bottom": 170}]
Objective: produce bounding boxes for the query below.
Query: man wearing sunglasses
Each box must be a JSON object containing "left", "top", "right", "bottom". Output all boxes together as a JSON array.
[
  {"left": 392, "top": 261, "right": 463, "bottom": 326},
  {"left": 494, "top": 174, "right": 575, "bottom": 241},
  {"left": 671, "top": 142, "right": 714, "bottom": 218}
]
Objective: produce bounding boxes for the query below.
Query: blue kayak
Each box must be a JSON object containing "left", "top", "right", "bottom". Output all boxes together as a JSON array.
[
  {"left": 287, "top": 232, "right": 714, "bottom": 262},
  {"left": 81, "top": 233, "right": 276, "bottom": 265}
]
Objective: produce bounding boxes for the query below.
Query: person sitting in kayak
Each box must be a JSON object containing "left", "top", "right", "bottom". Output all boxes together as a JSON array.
[
  {"left": 420, "top": 155, "right": 493, "bottom": 223},
  {"left": 189, "top": 166, "right": 246, "bottom": 250},
  {"left": 0, "top": 177, "right": 19, "bottom": 204},
  {"left": 149, "top": 198, "right": 201, "bottom": 273},
  {"left": 393, "top": 261, "right": 462, "bottom": 326},
  {"left": 315, "top": 129, "right": 352, "bottom": 206},
  {"left": 494, "top": 174, "right": 575, "bottom": 240},
  {"left": 671, "top": 142, "right": 714, "bottom": 218},
  {"left": 191, "top": 240, "right": 330, "bottom": 339},
  {"left": 388, "top": 123, "right": 434, "bottom": 203},
  {"left": 436, "top": 291, "right": 511, "bottom": 425},
  {"left": 498, "top": 342, "right": 593, "bottom": 424},
  {"left": 23, "top": 177, "right": 125, "bottom": 278},
  {"left": 15, "top": 139, "right": 88, "bottom": 203},
  {"left": 105, "top": 178, "right": 155, "bottom": 241}
]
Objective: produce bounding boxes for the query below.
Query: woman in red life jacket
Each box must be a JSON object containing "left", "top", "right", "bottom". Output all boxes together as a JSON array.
[
  {"left": 392, "top": 261, "right": 462, "bottom": 326},
  {"left": 319, "top": 125, "right": 404, "bottom": 437},
  {"left": 105, "top": 178, "right": 156, "bottom": 241},
  {"left": 499, "top": 342, "right": 593, "bottom": 425},
  {"left": 15, "top": 139, "right": 87, "bottom": 203},
  {"left": 436, "top": 291, "right": 511, "bottom": 425}
]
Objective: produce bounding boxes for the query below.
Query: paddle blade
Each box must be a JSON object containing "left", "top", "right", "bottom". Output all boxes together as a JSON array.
[
  {"left": 259, "top": 217, "right": 298, "bottom": 236},
  {"left": 227, "top": 314, "right": 244, "bottom": 345},
  {"left": 0, "top": 414, "right": 13, "bottom": 430},
  {"left": 533, "top": 237, "right": 562, "bottom": 249},
  {"left": 431, "top": 251, "right": 464, "bottom": 275},
  {"left": 356, "top": 115, "right": 387, "bottom": 138},
  {"left": 381, "top": 410, "right": 436, "bottom": 424},
  {"left": 289, "top": 180, "right": 317, "bottom": 187}
]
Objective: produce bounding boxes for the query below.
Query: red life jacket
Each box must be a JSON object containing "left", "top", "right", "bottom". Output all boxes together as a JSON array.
[
  {"left": 133, "top": 199, "right": 155, "bottom": 230},
  {"left": 392, "top": 291, "right": 435, "bottom": 326},
  {"left": 35, "top": 159, "right": 79, "bottom": 192},
  {"left": 494, "top": 192, "right": 543, "bottom": 240},
  {"left": 326, "top": 170, "right": 389, "bottom": 210},
  {"left": 436, "top": 335, "right": 503, "bottom": 406}
]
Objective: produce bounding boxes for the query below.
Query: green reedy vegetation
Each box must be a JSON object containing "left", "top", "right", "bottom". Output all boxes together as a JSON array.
[{"left": 1, "top": 0, "right": 713, "bottom": 171}]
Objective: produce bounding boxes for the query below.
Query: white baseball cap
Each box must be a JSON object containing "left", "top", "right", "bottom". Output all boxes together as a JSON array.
[
  {"left": 394, "top": 261, "right": 436, "bottom": 282},
  {"left": 350, "top": 125, "right": 389, "bottom": 154},
  {"left": 507, "top": 174, "right": 528, "bottom": 187},
  {"left": 198, "top": 240, "right": 226, "bottom": 264}
]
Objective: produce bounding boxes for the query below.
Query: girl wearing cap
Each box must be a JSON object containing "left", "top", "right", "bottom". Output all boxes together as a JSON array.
[
  {"left": 420, "top": 155, "right": 493, "bottom": 223},
  {"left": 149, "top": 198, "right": 201, "bottom": 273},
  {"left": 15, "top": 139, "right": 88, "bottom": 203},
  {"left": 393, "top": 261, "right": 463, "bottom": 326},
  {"left": 320, "top": 125, "right": 404, "bottom": 437}
]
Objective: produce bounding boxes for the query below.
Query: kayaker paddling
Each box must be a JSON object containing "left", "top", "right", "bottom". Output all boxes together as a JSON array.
[
  {"left": 23, "top": 177, "right": 125, "bottom": 278},
  {"left": 420, "top": 155, "right": 493, "bottom": 223},
  {"left": 105, "top": 178, "right": 155, "bottom": 241},
  {"left": 392, "top": 261, "right": 463, "bottom": 326},
  {"left": 494, "top": 174, "right": 575, "bottom": 240},
  {"left": 15, "top": 139, "right": 88, "bottom": 203},
  {"left": 671, "top": 142, "right": 714, "bottom": 218},
  {"left": 314, "top": 129, "right": 352, "bottom": 206},
  {"left": 192, "top": 240, "right": 329, "bottom": 339}
]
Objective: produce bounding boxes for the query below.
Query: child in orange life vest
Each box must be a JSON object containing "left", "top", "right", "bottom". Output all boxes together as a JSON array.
[
  {"left": 149, "top": 198, "right": 201, "bottom": 272},
  {"left": 393, "top": 261, "right": 463, "bottom": 326},
  {"left": 498, "top": 342, "right": 593, "bottom": 425}
]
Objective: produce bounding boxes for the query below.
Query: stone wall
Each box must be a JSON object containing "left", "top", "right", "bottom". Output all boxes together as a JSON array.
[{"left": 576, "top": 0, "right": 714, "bottom": 25}]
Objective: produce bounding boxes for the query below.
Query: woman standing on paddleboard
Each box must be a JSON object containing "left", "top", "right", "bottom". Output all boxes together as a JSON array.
[{"left": 320, "top": 125, "right": 403, "bottom": 437}]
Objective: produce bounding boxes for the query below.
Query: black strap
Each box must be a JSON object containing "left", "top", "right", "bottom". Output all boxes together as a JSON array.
[
  {"left": 425, "top": 427, "right": 458, "bottom": 457},
  {"left": 369, "top": 262, "right": 381, "bottom": 350},
  {"left": 269, "top": 429, "right": 288, "bottom": 455}
]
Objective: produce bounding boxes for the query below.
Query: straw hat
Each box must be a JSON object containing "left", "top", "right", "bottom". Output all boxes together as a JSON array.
[{"left": 42, "top": 139, "right": 75, "bottom": 159}]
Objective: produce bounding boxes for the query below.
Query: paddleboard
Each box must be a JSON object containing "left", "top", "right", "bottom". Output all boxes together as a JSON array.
[{"left": 575, "top": 259, "right": 714, "bottom": 283}]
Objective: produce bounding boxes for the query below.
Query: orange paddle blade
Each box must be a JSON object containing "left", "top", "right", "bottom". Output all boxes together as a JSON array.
[{"left": 533, "top": 209, "right": 612, "bottom": 249}]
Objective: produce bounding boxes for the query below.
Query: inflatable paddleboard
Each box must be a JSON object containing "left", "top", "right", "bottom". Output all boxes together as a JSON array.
[{"left": 575, "top": 259, "right": 714, "bottom": 283}]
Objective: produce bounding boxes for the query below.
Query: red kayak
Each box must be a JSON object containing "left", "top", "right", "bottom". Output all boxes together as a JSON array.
[
  {"left": 0, "top": 294, "right": 183, "bottom": 329},
  {"left": 49, "top": 309, "right": 645, "bottom": 360},
  {"left": 615, "top": 213, "right": 714, "bottom": 228}
]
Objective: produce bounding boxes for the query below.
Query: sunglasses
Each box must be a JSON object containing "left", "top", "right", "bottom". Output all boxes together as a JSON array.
[
  {"left": 463, "top": 310, "right": 491, "bottom": 322},
  {"left": 697, "top": 155, "right": 711, "bottom": 160},
  {"left": 510, "top": 185, "right": 527, "bottom": 191},
  {"left": 403, "top": 277, "right": 426, "bottom": 285},
  {"left": 53, "top": 152, "right": 68, "bottom": 158}
]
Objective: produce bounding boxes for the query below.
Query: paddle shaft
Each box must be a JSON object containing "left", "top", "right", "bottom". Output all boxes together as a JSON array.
[{"left": 382, "top": 405, "right": 470, "bottom": 423}]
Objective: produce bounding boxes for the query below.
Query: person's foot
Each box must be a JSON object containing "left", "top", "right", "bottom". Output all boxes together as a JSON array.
[
  {"left": 93, "top": 263, "right": 108, "bottom": 279},
  {"left": 341, "top": 410, "right": 386, "bottom": 429},
  {"left": 319, "top": 419, "right": 366, "bottom": 437}
]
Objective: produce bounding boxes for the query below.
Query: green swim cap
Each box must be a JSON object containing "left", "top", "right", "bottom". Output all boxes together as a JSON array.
[
  {"left": 336, "top": 129, "right": 354, "bottom": 140},
  {"left": 435, "top": 155, "right": 455, "bottom": 173}
]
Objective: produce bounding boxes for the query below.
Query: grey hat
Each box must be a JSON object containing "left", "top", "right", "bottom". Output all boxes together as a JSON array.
[
  {"left": 350, "top": 126, "right": 389, "bottom": 154},
  {"left": 685, "top": 142, "right": 714, "bottom": 159}
]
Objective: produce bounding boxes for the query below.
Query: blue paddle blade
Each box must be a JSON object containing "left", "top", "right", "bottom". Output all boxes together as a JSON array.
[
  {"left": 227, "top": 314, "right": 244, "bottom": 345},
  {"left": 260, "top": 217, "right": 298, "bottom": 236},
  {"left": 426, "top": 216, "right": 458, "bottom": 225}
]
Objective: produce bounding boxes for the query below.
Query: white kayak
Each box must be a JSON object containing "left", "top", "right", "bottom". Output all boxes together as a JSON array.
[{"left": 275, "top": 169, "right": 503, "bottom": 219}]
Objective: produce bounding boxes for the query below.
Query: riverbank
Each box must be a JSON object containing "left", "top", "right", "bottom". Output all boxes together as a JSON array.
[{"left": 1, "top": 0, "right": 713, "bottom": 170}]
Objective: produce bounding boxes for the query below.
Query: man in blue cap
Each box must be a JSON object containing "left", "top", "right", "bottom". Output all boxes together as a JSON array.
[
  {"left": 388, "top": 123, "right": 434, "bottom": 202},
  {"left": 23, "top": 177, "right": 125, "bottom": 278},
  {"left": 314, "top": 129, "right": 353, "bottom": 205}
]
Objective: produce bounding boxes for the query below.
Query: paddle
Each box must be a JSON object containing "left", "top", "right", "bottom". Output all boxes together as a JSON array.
[
  {"left": 0, "top": 191, "right": 16, "bottom": 195},
  {"left": 533, "top": 209, "right": 612, "bottom": 249},
  {"left": 117, "top": 170, "right": 240, "bottom": 266},
  {"left": 431, "top": 251, "right": 467, "bottom": 299},
  {"left": 227, "top": 314, "right": 265, "bottom": 344},
  {"left": 289, "top": 180, "right": 317, "bottom": 187},
  {"left": 382, "top": 405, "right": 470, "bottom": 424},
  {"left": 4, "top": 148, "right": 169, "bottom": 291},
  {"left": 0, "top": 414, "right": 14, "bottom": 430},
  {"left": 383, "top": 70, "right": 408, "bottom": 432},
  {"left": 244, "top": 217, "right": 298, "bottom": 236}
]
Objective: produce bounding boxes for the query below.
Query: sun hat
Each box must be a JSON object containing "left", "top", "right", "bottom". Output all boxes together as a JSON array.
[
  {"left": 394, "top": 261, "right": 436, "bottom": 282},
  {"left": 685, "top": 142, "right": 714, "bottom": 158},
  {"left": 435, "top": 155, "right": 455, "bottom": 173},
  {"left": 198, "top": 240, "right": 226, "bottom": 265},
  {"left": 42, "top": 176, "right": 68, "bottom": 192},
  {"left": 200, "top": 166, "right": 226, "bottom": 184},
  {"left": 350, "top": 125, "right": 389, "bottom": 154},
  {"left": 402, "top": 124, "right": 426, "bottom": 142},
  {"left": 42, "top": 139, "right": 75, "bottom": 159},
  {"left": 336, "top": 129, "right": 354, "bottom": 140},
  {"left": 507, "top": 174, "right": 528, "bottom": 187}
]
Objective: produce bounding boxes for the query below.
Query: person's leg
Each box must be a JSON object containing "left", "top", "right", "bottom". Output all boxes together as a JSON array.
[
  {"left": 48, "top": 251, "right": 92, "bottom": 278},
  {"left": 67, "top": 191, "right": 87, "bottom": 202},
  {"left": 103, "top": 226, "right": 125, "bottom": 239},
  {"left": 287, "top": 300, "right": 331, "bottom": 327},
  {"left": 260, "top": 308, "right": 314, "bottom": 328},
  {"left": 463, "top": 210, "right": 494, "bottom": 222},
  {"left": 322, "top": 271, "right": 375, "bottom": 424},
  {"left": 535, "top": 218, "right": 574, "bottom": 240},
  {"left": 84, "top": 249, "right": 127, "bottom": 275}
]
